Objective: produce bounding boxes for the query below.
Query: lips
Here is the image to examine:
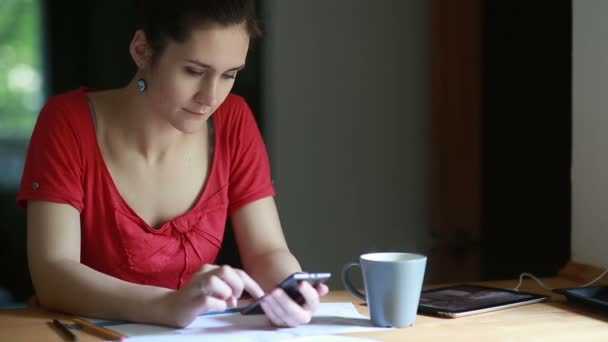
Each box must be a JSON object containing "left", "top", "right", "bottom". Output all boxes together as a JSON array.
[{"left": 183, "top": 108, "right": 205, "bottom": 116}]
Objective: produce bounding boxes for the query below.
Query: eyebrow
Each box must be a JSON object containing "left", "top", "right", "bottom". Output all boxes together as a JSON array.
[{"left": 185, "top": 59, "right": 246, "bottom": 72}]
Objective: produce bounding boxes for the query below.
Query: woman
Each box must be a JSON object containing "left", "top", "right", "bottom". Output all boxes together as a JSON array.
[{"left": 17, "top": 0, "right": 327, "bottom": 328}]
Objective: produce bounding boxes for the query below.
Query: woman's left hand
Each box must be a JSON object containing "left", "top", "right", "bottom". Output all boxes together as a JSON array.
[{"left": 259, "top": 281, "right": 330, "bottom": 327}]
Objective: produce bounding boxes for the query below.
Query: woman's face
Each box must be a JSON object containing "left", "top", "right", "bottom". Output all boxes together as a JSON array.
[{"left": 143, "top": 24, "right": 250, "bottom": 134}]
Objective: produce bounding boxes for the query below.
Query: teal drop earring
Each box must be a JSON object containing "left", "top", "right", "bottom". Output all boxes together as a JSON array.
[{"left": 137, "top": 78, "right": 148, "bottom": 92}]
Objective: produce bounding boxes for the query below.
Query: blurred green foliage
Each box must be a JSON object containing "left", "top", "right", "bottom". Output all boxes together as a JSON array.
[{"left": 0, "top": 0, "right": 43, "bottom": 139}]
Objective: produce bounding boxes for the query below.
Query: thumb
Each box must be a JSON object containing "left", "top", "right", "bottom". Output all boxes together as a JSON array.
[{"left": 200, "top": 294, "right": 229, "bottom": 313}]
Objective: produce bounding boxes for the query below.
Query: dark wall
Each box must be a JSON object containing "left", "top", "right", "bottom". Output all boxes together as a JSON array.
[
  {"left": 0, "top": 192, "right": 29, "bottom": 302},
  {"left": 44, "top": 1, "right": 137, "bottom": 94},
  {"left": 45, "top": 0, "right": 263, "bottom": 109},
  {"left": 0, "top": 0, "right": 263, "bottom": 303},
  {"left": 480, "top": 1, "right": 572, "bottom": 279}
]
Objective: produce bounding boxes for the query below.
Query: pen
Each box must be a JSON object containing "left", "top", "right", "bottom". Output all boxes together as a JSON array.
[
  {"left": 51, "top": 319, "right": 78, "bottom": 341},
  {"left": 72, "top": 318, "right": 124, "bottom": 341}
]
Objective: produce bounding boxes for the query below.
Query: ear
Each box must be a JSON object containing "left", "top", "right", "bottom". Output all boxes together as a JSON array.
[{"left": 129, "top": 29, "right": 153, "bottom": 69}]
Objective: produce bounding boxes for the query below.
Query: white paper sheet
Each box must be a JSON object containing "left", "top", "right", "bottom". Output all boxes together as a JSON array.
[{"left": 117, "top": 302, "right": 389, "bottom": 341}]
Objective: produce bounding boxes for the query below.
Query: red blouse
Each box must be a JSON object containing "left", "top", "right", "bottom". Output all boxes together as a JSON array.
[{"left": 18, "top": 88, "right": 275, "bottom": 290}]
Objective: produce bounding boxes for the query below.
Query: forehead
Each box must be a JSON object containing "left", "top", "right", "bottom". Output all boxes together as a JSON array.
[{"left": 162, "top": 24, "right": 250, "bottom": 69}]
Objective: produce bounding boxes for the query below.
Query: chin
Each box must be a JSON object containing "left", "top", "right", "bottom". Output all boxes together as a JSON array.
[
  {"left": 172, "top": 121, "right": 206, "bottom": 135},
  {"left": 170, "top": 113, "right": 211, "bottom": 134},
  {"left": 178, "top": 125, "right": 204, "bottom": 135}
]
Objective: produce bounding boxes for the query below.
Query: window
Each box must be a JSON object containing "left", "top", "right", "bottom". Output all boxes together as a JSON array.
[{"left": 0, "top": 0, "right": 44, "bottom": 189}]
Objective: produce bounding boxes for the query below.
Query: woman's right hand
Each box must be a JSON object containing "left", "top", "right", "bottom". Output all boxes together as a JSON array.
[{"left": 161, "top": 264, "right": 265, "bottom": 328}]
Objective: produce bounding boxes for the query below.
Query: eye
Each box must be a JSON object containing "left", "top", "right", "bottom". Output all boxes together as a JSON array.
[
  {"left": 185, "top": 66, "right": 205, "bottom": 76},
  {"left": 222, "top": 72, "right": 237, "bottom": 80}
]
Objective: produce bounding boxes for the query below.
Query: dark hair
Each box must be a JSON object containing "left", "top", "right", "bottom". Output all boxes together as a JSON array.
[{"left": 135, "top": 0, "right": 262, "bottom": 61}]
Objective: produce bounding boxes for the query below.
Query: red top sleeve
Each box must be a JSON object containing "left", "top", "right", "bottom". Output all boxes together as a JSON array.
[
  {"left": 226, "top": 96, "right": 275, "bottom": 215},
  {"left": 17, "top": 96, "right": 85, "bottom": 211}
]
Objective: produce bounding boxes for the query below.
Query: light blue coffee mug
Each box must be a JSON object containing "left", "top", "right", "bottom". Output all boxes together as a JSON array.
[{"left": 342, "top": 252, "right": 427, "bottom": 328}]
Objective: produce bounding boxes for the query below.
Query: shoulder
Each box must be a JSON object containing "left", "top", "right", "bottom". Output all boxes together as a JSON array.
[
  {"left": 31, "top": 87, "right": 94, "bottom": 147},
  {"left": 216, "top": 93, "right": 252, "bottom": 118},
  {"left": 214, "top": 93, "right": 256, "bottom": 128},
  {"left": 39, "top": 87, "right": 89, "bottom": 120},
  {"left": 220, "top": 93, "right": 249, "bottom": 110},
  {"left": 43, "top": 87, "right": 89, "bottom": 112},
  {"left": 37, "top": 87, "right": 91, "bottom": 130}
]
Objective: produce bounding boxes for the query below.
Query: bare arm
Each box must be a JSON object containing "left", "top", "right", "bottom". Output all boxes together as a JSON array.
[
  {"left": 231, "top": 197, "right": 329, "bottom": 327},
  {"left": 27, "top": 200, "right": 264, "bottom": 328},
  {"left": 231, "top": 197, "right": 301, "bottom": 291},
  {"left": 27, "top": 200, "right": 172, "bottom": 323}
]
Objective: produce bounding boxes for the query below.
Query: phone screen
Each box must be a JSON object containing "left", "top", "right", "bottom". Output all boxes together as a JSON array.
[{"left": 240, "top": 272, "right": 331, "bottom": 315}]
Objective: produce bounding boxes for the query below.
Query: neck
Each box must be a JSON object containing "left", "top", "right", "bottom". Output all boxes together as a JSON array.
[{"left": 108, "top": 80, "right": 192, "bottom": 164}]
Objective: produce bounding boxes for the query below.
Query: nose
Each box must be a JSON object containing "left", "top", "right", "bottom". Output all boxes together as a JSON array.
[{"left": 194, "top": 78, "right": 219, "bottom": 107}]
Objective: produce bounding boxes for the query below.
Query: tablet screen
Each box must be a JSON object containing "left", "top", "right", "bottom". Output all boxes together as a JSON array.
[{"left": 419, "top": 284, "right": 548, "bottom": 317}]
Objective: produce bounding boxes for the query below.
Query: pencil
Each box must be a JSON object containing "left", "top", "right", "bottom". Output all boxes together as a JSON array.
[
  {"left": 72, "top": 318, "right": 124, "bottom": 341},
  {"left": 51, "top": 319, "right": 78, "bottom": 341}
]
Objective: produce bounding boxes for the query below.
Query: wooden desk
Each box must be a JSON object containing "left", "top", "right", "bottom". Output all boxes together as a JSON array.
[{"left": 1, "top": 262, "right": 608, "bottom": 341}]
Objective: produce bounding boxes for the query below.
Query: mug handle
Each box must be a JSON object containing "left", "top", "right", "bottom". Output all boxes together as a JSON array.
[{"left": 341, "top": 262, "right": 366, "bottom": 301}]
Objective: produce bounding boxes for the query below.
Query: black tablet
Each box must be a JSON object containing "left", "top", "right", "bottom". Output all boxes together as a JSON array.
[
  {"left": 418, "top": 284, "right": 548, "bottom": 318},
  {"left": 553, "top": 285, "right": 608, "bottom": 311}
]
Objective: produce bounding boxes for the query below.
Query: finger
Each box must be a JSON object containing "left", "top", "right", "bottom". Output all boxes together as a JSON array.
[
  {"left": 316, "top": 283, "right": 330, "bottom": 297},
  {"left": 298, "top": 281, "right": 320, "bottom": 312},
  {"left": 229, "top": 296, "right": 238, "bottom": 308},
  {"left": 260, "top": 295, "right": 288, "bottom": 327},
  {"left": 269, "top": 288, "right": 311, "bottom": 327},
  {"left": 199, "top": 264, "right": 219, "bottom": 274},
  {"left": 203, "top": 274, "right": 234, "bottom": 300},
  {"left": 189, "top": 264, "right": 221, "bottom": 297},
  {"left": 263, "top": 290, "right": 298, "bottom": 327},
  {"left": 236, "top": 269, "right": 265, "bottom": 298},
  {"left": 214, "top": 265, "right": 245, "bottom": 300}
]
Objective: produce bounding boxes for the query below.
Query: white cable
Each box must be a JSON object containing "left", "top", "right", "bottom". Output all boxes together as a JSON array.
[
  {"left": 579, "top": 268, "right": 608, "bottom": 287},
  {"left": 512, "top": 272, "right": 553, "bottom": 291},
  {"left": 512, "top": 268, "right": 608, "bottom": 292}
]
